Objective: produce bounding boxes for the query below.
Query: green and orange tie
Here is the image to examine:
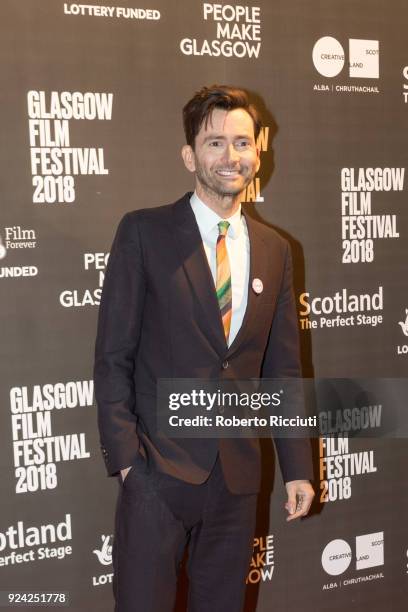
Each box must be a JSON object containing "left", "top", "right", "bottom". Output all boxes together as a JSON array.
[{"left": 216, "top": 220, "right": 232, "bottom": 342}]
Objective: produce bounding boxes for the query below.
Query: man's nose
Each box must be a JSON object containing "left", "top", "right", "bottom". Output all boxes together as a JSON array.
[{"left": 224, "top": 143, "right": 240, "bottom": 162}]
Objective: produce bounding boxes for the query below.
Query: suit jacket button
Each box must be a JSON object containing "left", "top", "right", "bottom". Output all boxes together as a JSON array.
[{"left": 222, "top": 360, "right": 229, "bottom": 369}]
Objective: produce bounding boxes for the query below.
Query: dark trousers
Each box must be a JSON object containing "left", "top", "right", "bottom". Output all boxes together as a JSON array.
[{"left": 113, "top": 453, "right": 257, "bottom": 612}]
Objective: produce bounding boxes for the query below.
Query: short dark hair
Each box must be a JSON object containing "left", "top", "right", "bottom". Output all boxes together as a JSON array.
[{"left": 183, "top": 85, "right": 262, "bottom": 148}]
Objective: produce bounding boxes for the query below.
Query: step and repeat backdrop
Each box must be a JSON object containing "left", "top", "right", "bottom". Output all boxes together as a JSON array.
[{"left": 1, "top": 1, "right": 407, "bottom": 610}]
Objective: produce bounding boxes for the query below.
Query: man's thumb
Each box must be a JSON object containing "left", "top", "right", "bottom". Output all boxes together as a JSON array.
[{"left": 285, "top": 492, "right": 296, "bottom": 515}]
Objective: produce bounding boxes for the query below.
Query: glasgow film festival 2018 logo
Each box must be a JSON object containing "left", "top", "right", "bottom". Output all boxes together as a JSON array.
[
  {"left": 340, "top": 167, "right": 403, "bottom": 264},
  {"left": 27, "top": 91, "right": 112, "bottom": 205},
  {"left": 10, "top": 380, "right": 92, "bottom": 494}
]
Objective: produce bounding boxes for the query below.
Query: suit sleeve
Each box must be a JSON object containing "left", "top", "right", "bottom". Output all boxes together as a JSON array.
[
  {"left": 262, "top": 241, "right": 314, "bottom": 484},
  {"left": 94, "top": 212, "right": 146, "bottom": 476}
]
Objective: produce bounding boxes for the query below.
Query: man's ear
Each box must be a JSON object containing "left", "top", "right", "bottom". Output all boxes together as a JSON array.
[{"left": 181, "top": 145, "right": 196, "bottom": 173}]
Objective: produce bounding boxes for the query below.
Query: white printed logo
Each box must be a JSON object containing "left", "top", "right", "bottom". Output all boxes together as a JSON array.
[
  {"left": 322, "top": 532, "right": 384, "bottom": 575},
  {"left": 403, "top": 66, "right": 408, "bottom": 103},
  {"left": 312, "top": 37, "right": 345, "bottom": 77},
  {"left": 0, "top": 235, "right": 6, "bottom": 260},
  {"left": 246, "top": 534, "right": 274, "bottom": 584},
  {"left": 397, "top": 308, "right": 408, "bottom": 356},
  {"left": 321, "top": 539, "right": 352, "bottom": 575},
  {"left": 93, "top": 535, "right": 113, "bottom": 566},
  {"left": 59, "top": 252, "right": 107, "bottom": 308},
  {"left": 180, "top": 3, "right": 261, "bottom": 59},
  {"left": 313, "top": 37, "right": 379, "bottom": 78},
  {"left": 356, "top": 532, "right": 384, "bottom": 570},
  {"left": 349, "top": 39, "right": 379, "bottom": 78},
  {"left": 0, "top": 226, "right": 38, "bottom": 277},
  {"left": 3, "top": 226, "right": 37, "bottom": 250},
  {"left": 399, "top": 309, "right": 408, "bottom": 336}
]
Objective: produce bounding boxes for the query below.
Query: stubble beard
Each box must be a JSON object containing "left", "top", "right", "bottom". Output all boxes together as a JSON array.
[{"left": 195, "top": 164, "right": 254, "bottom": 210}]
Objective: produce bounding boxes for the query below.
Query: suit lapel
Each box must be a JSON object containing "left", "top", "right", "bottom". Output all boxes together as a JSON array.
[
  {"left": 227, "top": 211, "right": 269, "bottom": 356},
  {"left": 172, "top": 195, "right": 270, "bottom": 358},
  {"left": 172, "top": 195, "right": 227, "bottom": 355}
]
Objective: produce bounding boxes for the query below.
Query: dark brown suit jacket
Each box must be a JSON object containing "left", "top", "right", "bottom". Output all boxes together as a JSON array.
[{"left": 94, "top": 193, "right": 313, "bottom": 493}]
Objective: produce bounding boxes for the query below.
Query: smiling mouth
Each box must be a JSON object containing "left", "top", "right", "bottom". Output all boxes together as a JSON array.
[{"left": 216, "top": 169, "right": 241, "bottom": 178}]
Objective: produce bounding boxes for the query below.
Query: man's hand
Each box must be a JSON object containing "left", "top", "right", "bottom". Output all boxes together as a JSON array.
[
  {"left": 120, "top": 466, "right": 132, "bottom": 482},
  {"left": 285, "top": 480, "right": 314, "bottom": 521}
]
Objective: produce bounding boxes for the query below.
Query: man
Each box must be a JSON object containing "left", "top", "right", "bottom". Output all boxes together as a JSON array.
[{"left": 94, "top": 85, "right": 314, "bottom": 612}]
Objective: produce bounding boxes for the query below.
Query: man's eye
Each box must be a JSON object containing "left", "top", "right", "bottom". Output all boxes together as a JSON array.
[
  {"left": 237, "top": 140, "right": 250, "bottom": 148},
  {"left": 209, "top": 141, "right": 222, "bottom": 147}
]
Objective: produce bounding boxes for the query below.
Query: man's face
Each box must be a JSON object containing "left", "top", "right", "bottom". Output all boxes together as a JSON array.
[{"left": 182, "top": 107, "right": 260, "bottom": 202}]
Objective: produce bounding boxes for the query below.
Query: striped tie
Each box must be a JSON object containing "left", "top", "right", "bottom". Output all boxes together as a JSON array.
[{"left": 216, "top": 220, "right": 232, "bottom": 342}]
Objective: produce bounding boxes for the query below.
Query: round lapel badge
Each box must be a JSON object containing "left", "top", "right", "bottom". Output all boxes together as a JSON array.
[{"left": 252, "top": 278, "right": 263, "bottom": 294}]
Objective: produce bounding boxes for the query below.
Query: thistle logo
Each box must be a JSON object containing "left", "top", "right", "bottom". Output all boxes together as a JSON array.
[
  {"left": 313, "top": 37, "right": 379, "bottom": 79},
  {"left": 399, "top": 309, "right": 408, "bottom": 336},
  {"left": 93, "top": 534, "right": 113, "bottom": 566}
]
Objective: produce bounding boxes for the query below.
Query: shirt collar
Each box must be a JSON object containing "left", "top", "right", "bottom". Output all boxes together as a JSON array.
[{"left": 190, "top": 191, "right": 243, "bottom": 240}]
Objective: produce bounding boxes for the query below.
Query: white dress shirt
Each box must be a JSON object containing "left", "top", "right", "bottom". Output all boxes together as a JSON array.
[{"left": 190, "top": 192, "right": 250, "bottom": 346}]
